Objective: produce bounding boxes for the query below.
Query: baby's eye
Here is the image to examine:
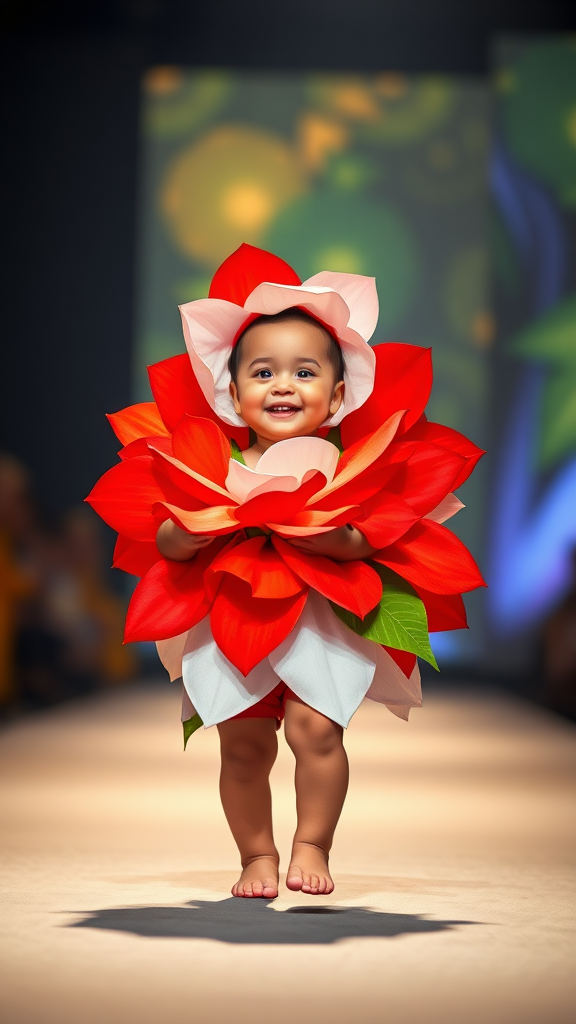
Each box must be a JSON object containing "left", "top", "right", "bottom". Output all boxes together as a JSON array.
[
  {"left": 296, "top": 369, "right": 315, "bottom": 378},
  {"left": 254, "top": 369, "right": 273, "bottom": 379}
]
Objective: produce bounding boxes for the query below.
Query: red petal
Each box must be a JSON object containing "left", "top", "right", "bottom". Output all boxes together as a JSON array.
[
  {"left": 113, "top": 535, "right": 161, "bottom": 577},
  {"left": 149, "top": 446, "right": 234, "bottom": 507},
  {"left": 86, "top": 456, "right": 194, "bottom": 541},
  {"left": 414, "top": 588, "right": 468, "bottom": 632},
  {"left": 270, "top": 505, "right": 360, "bottom": 535},
  {"left": 148, "top": 352, "right": 250, "bottom": 448},
  {"left": 124, "top": 539, "right": 226, "bottom": 643},
  {"left": 210, "top": 574, "right": 307, "bottom": 675},
  {"left": 311, "top": 412, "right": 404, "bottom": 511},
  {"left": 208, "top": 243, "right": 301, "bottom": 306},
  {"left": 206, "top": 536, "right": 304, "bottom": 598},
  {"left": 272, "top": 537, "right": 382, "bottom": 618},
  {"left": 373, "top": 520, "right": 486, "bottom": 595},
  {"left": 340, "top": 344, "right": 433, "bottom": 448},
  {"left": 383, "top": 647, "right": 417, "bottom": 678},
  {"left": 352, "top": 492, "right": 419, "bottom": 548},
  {"left": 172, "top": 415, "right": 231, "bottom": 488},
  {"left": 107, "top": 402, "right": 168, "bottom": 445},
  {"left": 235, "top": 472, "right": 326, "bottom": 529},
  {"left": 384, "top": 445, "right": 468, "bottom": 517},
  {"left": 404, "top": 417, "right": 485, "bottom": 489},
  {"left": 119, "top": 436, "right": 173, "bottom": 460}
]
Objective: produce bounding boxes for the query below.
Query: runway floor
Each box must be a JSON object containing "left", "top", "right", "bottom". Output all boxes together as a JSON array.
[{"left": 1, "top": 680, "right": 575, "bottom": 1024}]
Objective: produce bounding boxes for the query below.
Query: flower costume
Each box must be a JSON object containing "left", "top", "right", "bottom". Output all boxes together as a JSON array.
[{"left": 87, "top": 244, "right": 485, "bottom": 742}]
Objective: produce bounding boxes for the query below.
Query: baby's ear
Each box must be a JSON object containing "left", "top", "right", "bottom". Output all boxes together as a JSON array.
[
  {"left": 330, "top": 379, "right": 345, "bottom": 414},
  {"left": 229, "top": 380, "right": 242, "bottom": 415}
]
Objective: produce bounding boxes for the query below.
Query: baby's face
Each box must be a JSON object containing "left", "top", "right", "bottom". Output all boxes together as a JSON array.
[{"left": 230, "top": 319, "right": 344, "bottom": 443}]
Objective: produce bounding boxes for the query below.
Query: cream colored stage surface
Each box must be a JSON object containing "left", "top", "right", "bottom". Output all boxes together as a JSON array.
[{"left": 1, "top": 682, "right": 575, "bottom": 1024}]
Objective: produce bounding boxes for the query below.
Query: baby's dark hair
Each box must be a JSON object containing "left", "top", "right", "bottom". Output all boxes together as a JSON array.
[{"left": 228, "top": 308, "right": 345, "bottom": 385}]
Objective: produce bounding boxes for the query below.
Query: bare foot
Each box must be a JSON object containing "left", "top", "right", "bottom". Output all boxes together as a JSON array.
[
  {"left": 232, "top": 855, "right": 279, "bottom": 898},
  {"left": 286, "top": 842, "right": 334, "bottom": 895}
]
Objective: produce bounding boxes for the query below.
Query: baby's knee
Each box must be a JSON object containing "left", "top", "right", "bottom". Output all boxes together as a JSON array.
[
  {"left": 219, "top": 732, "right": 276, "bottom": 775},
  {"left": 285, "top": 708, "right": 343, "bottom": 758}
]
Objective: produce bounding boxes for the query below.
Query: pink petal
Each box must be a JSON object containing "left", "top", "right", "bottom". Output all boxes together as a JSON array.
[
  {"left": 255, "top": 436, "right": 339, "bottom": 484},
  {"left": 178, "top": 297, "right": 248, "bottom": 427},
  {"left": 302, "top": 271, "right": 379, "bottom": 342},
  {"left": 156, "top": 632, "right": 189, "bottom": 682},
  {"left": 244, "top": 282, "right": 351, "bottom": 335},
  {"left": 424, "top": 493, "right": 465, "bottom": 524},
  {"left": 225, "top": 460, "right": 300, "bottom": 504}
]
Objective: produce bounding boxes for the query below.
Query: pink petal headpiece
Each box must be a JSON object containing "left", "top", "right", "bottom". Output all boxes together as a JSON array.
[{"left": 178, "top": 243, "right": 378, "bottom": 428}]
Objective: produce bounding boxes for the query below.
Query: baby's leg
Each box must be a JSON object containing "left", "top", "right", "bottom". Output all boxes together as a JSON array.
[
  {"left": 283, "top": 700, "right": 349, "bottom": 895},
  {"left": 217, "top": 717, "right": 280, "bottom": 898}
]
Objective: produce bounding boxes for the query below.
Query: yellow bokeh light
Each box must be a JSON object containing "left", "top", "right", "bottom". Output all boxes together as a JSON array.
[
  {"left": 221, "top": 182, "right": 274, "bottom": 231},
  {"left": 333, "top": 84, "right": 380, "bottom": 121},
  {"left": 297, "top": 114, "right": 348, "bottom": 172},
  {"left": 313, "top": 246, "right": 363, "bottom": 275},
  {"left": 374, "top": 73, "right": 408, "bottom": 99},
  {"left": 143, "top": 66, "right": 184, "bottom": 96},
  {"left": 160, "top": 126, "right": 306, "bottom": 266},
  {"left": 471, "top": 312, "right": 496, "bottom": 348}
]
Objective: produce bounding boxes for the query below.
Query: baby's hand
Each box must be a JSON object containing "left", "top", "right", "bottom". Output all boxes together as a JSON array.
[
  {"left": 156, "top": 520, "right": 214, "bottom": 561},
  {"left": 287, "top": 525, "right": 375, "bottom": 562}
]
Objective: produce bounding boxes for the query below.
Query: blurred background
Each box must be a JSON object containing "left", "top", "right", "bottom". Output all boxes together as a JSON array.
[{"left": 1, "top": 1, "right": 575, "bottom": 717}]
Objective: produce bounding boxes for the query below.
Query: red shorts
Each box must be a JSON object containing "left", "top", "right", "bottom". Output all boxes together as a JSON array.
[{"left": 232, "top": 682, "right": 304, "bottom": 726}]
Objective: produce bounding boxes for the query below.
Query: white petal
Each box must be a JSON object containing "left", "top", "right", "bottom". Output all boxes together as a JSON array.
[
  {"left": 425, "top": 493, "right": 465, "bottom": 524},
  {"left": 269, "top": 591, "right": 377, "bottom": 727},
  {"left": 156, "top": 633, "right": 188, "bottom": 682},
  {"left": 182, "top": 615, "right": 280, "bottom": 728},
  {"left": 302, "top": 271, "right": 379, "bottom": 342}
]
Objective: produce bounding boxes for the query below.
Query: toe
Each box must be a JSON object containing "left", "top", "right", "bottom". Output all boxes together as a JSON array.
[
  {"left": 252, "top": 879, "right": 263, "bottom": 897},
  {"left": 286, "top": 867, "right": 304, "bottom": 891}
]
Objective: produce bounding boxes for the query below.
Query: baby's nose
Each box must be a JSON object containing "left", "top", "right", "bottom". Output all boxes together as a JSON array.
[{"left": 272, "top": 378, "right": 295, "bottom": 393}]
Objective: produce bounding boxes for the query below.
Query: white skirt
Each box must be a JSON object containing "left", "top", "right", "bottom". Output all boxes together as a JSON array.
[{"left": 156, "top": 590, "right": 422, "bottom": 729}]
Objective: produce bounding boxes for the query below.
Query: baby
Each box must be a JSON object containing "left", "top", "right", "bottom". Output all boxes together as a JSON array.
[{"left": 157, "top": 308, "right": 376, "bottom": 899}]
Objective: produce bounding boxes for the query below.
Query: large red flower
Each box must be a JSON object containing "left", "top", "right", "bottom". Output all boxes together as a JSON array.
[{"left": 86, "top": 340, "right": 485, "bottom": 677}]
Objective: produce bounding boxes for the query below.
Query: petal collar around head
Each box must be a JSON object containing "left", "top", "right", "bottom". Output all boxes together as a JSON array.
[{"left": 179, "top": 269, "right": 378, "bottom": 428}]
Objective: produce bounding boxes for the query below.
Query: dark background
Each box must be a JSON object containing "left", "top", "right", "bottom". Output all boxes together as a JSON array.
[{"left": 2, "top": 0, "right": 575, "bottom": 516}]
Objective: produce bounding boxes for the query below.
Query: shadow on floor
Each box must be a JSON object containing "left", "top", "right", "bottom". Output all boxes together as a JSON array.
[{"left": 68, "top": 898, "right": 477, "bottom": 944}]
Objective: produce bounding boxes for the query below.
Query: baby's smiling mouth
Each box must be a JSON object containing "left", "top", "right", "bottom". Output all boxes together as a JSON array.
[{"left": 265, "top": 403, "right": 302, "bottom": 416}]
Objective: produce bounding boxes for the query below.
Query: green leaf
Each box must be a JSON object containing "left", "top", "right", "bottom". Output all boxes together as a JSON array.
[
  {"left": 183, "top": 713, "right": 203, "bottom": 750},
  {"left": 230, "top": 439, "right": 246, "bottom": 464},
  {"left": 331, "top": 565, "right": 439, "bottom": 670},
  {"left": 325, "top": 426, "right": 344, "bottom": 453}
]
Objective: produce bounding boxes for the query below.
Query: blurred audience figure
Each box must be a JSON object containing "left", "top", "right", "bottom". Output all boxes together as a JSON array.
[
  {"left": 0, "top": 451, "right": 136, "bottom": 713},
  {"left": 0, "top": 455, "right": 36, "bottom": 704},
  {"left": 541, "top": 547, "right": 576, "bottom": 719},
  {"left": 61, "top": 507, "right": 136, "bottom": 684}
]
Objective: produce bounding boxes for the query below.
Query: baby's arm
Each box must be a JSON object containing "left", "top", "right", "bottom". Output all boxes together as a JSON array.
[
  {"left": 288, "top": 525, "right": 376, "bottom": 562},
  {"left": 156, "top": 520, "right": 214, "bottom": 561}
]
